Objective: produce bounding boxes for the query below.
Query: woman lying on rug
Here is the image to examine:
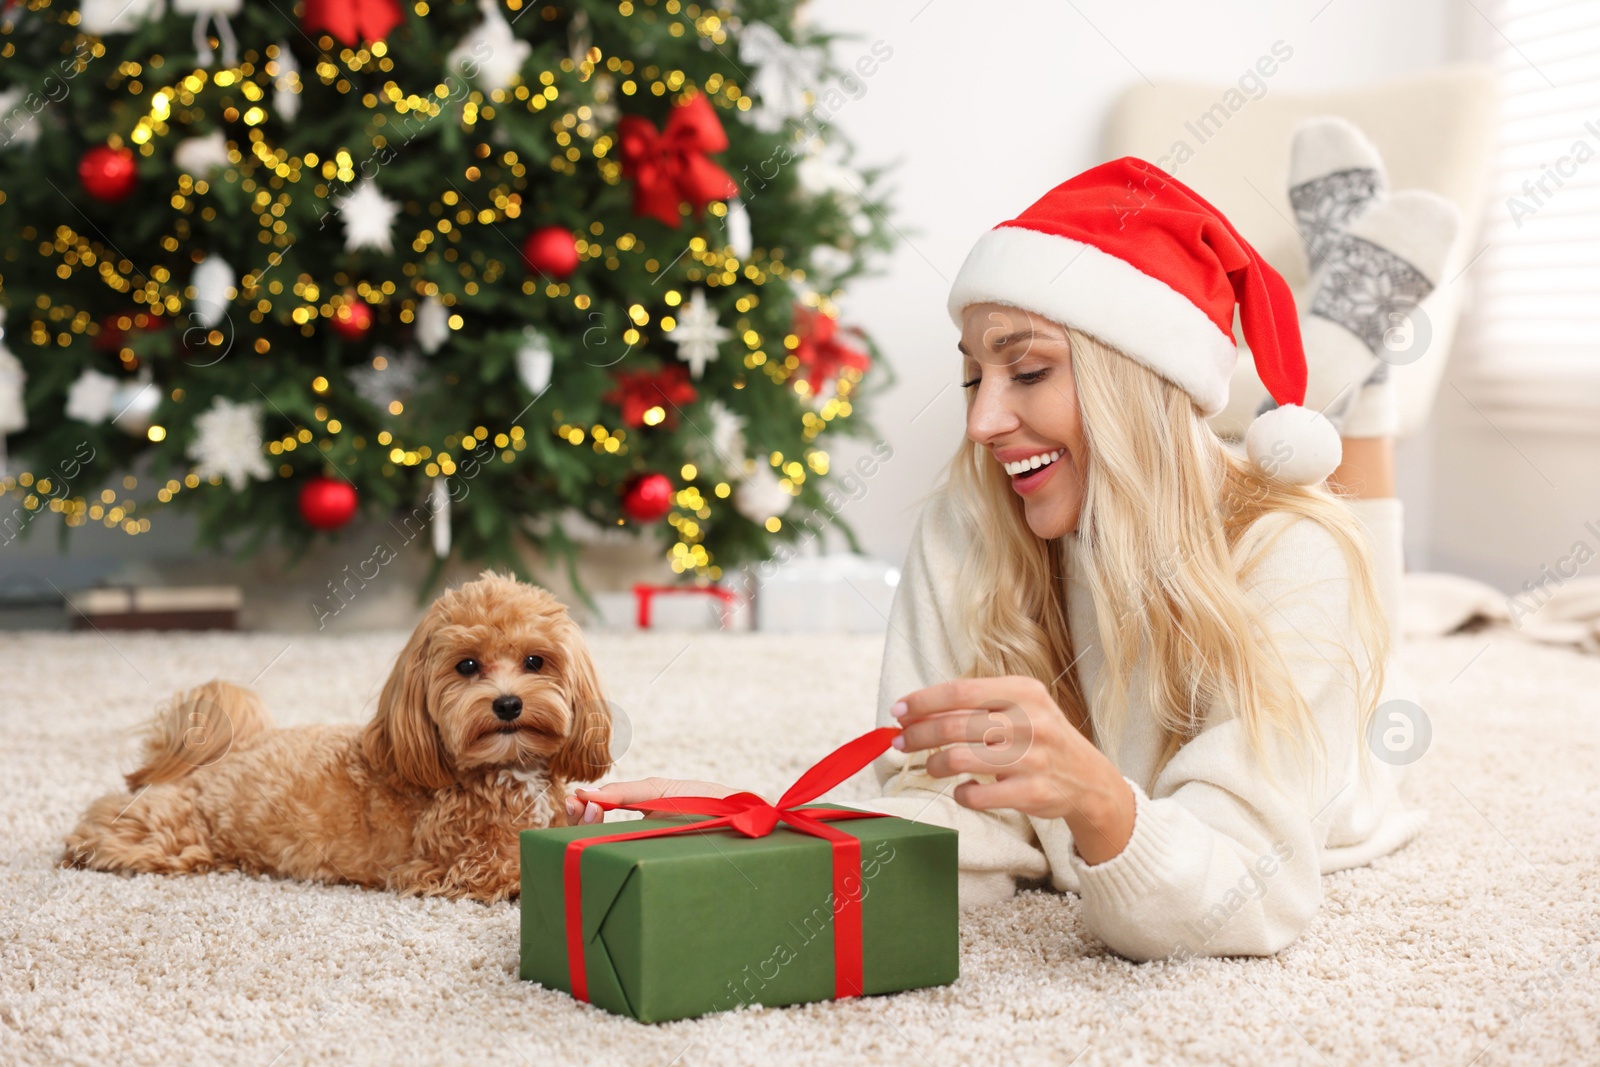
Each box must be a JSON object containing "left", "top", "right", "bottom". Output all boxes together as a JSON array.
[{"left": 570, "top": 120, "right": 1452, "bottom": 962}]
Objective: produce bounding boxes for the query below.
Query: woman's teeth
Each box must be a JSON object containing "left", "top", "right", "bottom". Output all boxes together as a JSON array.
[{"left": 1003, "top": 450, "right": 1063, "bottom": 477}]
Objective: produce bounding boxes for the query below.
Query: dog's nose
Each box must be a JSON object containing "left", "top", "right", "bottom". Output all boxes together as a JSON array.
[{"left": 492, "top": 695, "right": 523, "bottom": 721}]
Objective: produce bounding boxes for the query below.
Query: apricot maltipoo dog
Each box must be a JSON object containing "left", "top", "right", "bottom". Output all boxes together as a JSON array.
[{"left": 61, "top": 571, "right": 611, "bottom": 902}]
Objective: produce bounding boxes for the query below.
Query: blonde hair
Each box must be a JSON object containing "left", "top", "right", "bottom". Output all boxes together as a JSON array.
[{"left": 942, "top": 325, "right": 1389, "bottom": 798}]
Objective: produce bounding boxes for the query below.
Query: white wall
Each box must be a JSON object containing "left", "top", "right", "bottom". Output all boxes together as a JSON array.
[{"left": 805, "top": 0, "right": 1457, "bottom": 569}]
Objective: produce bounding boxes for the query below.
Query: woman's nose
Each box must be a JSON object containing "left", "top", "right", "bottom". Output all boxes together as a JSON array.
[{"left": 965, "top": 380, "right": 1019, "bottom": 444}]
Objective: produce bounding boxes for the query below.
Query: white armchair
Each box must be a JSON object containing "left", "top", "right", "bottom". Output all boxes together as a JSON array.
[{"left": 1103, "top": 65, "right": 1501, "bottom": 439}]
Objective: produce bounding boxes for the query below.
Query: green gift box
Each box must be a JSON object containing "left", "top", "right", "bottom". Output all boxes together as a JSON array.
[{"left": 517, "top": 729, "right": 959, "bottom": 1023}]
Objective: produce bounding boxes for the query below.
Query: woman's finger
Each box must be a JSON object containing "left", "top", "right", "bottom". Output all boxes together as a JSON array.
[
  {"left": 896, "top": 706, "right": 1033, "bottom": 755},
  {"left": 924, "top": 738, "right": 1037, "bottom": 779},
  {"left": 951, "top": 775, "right": 1054, "bottom": 814},
  {"left": 565, "top": 778, "right": 664, "bottom": 822},
  {"left": 566, "top": 777, "right": 740, "bottom": 822},
  {"left": 891, "top": 676, "right": 1044, "bottom": 724}
]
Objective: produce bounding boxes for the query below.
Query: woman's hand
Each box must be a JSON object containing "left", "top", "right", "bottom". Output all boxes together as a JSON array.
[
  {"left": 563, "top": 778, "right": 741, "bottom": 825},
  {"left": 891, "top": 675, "right": 1136, "bottom": 865}
]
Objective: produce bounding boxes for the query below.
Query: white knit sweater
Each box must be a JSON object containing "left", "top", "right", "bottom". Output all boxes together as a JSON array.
[{"left": 854, "top": 489, "right": 1428, "bottom": 961}]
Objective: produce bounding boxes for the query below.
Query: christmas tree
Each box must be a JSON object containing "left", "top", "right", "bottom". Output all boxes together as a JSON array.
[{"left": 0, "top": 0, "right": 893, "bottom": 590}]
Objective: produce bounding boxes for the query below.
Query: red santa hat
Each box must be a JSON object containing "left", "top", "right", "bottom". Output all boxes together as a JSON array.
[{"left": 946, "top": 156, "right": 1340, "bottom": 486}]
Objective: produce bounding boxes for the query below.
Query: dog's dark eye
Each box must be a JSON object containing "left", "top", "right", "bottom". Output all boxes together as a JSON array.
[
  {"left": 523, "top": 655, "right": 544, "bottom": 673},
  {"left": 455, "top": 658, "right": 480, "bottom": 676}
]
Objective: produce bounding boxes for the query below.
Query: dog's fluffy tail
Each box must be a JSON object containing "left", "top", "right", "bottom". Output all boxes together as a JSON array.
[{"left": 124, "top": 680, "right": 273, "bottom": 790}]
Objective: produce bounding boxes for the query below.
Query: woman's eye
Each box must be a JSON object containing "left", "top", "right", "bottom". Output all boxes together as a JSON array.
[
  {"left": 1012, "top": 369, "right": 1048, "bottom": 384},
  {"left": 455, "top": 658, "right": 480, "bottom": 676},
  {"left": 523, "top": 655, "right": 545, "bottom": 672},
  {"left": 960, "top": 376, "right": 981, "bottom": 389}
]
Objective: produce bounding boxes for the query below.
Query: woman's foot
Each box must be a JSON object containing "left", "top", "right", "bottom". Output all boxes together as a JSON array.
[
  {"left": 1284, "top": 117, "right": 1462, "bottom": 440},
  {"left": 1289, "top": 115, "right": 1388, "bottom": 270}
]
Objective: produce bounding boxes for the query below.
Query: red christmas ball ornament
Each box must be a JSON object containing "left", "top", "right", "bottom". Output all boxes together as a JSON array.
[
  {"left": 521, "top": 225, "right": 580, "bottom": 280},
  {"left": 330, "top": 295, "right": 373, "bottom": 340},
  {"left": 299, "top": 476, "right": 359, "bottom": 531},
  {"left": 79, "top": 145, "right": 139, "bottom": 203},
  {"left": 620, "top": 472, "right": 674, "bottom": 523}
]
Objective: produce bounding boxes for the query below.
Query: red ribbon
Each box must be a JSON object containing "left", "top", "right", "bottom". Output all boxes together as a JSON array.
[
  {"left": 792, "top": 305, "right": 872, "bottom": 391},
  {"left": 562, "top": 727, "right": 900, "bottom": 1003},
  {"left": 631, "top": 583, "right": 743, "bottom": 629},
  {"left": 617, "top": 94, "right": 740, "bottom": 228},
  {"left": 301, "top": 0, "right": 403, "bottom": 45}
]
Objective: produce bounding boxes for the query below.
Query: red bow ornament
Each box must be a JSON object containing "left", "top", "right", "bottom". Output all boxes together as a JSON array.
[
  {"left": 301, "top": 0, "right": 404, "bottom": 45},
  {"left": 617, "top": 94, "right": 740, "bottom": 228},
  {"left": 563, "top": 726, "right": 902, "bottom": 1003},
  {"left": 792, "top": 305, "right": 872, "bottom": 391},
  {"left": 603, "top": 364, "right": 698, "bottom": 428}
]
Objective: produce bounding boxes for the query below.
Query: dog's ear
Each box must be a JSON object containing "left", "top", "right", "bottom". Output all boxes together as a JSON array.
[
  {"left": 362, "top": 605, "right": 455, "bottom": 791},
  {"left": 551, "top": 634, "right": 613, "bottom": 783}
]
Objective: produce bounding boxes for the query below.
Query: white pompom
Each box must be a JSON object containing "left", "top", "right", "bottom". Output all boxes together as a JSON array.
[{"left": 1244, "top": 404, "right": 1342, "bottom": 486}]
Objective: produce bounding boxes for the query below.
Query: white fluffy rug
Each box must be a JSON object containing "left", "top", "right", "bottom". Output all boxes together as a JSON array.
[{"left": 3, "top": 627, "right": 1597, "bottom": 1066}]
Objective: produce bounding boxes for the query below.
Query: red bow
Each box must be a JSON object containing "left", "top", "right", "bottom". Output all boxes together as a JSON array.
[
  {"left": 562, "top": 727, "right": 901, "bottom": 1003},
  {"left": 792, "top": 305, "right": 872, "bottom": 391},
  {"left": 617, "top": 94, "right": 740, "bottom": 228},
  {"left": 602, "top": 364, "right": 697, "bottom": 428},
  {"left": 301, "top": 0, "right": 404, "bottom": 45}
]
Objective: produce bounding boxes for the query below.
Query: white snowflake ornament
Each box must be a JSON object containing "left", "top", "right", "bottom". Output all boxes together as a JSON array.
[
  {"left": 798, "top": 142, "right": 863, "bottom": 201},
  {"left": 350, "top": 348, "right": 422, "bottom": 411},
  {"left": 65, "top": 369, "right": 120, "bottom": 424},
  {"left": 686, "top": 399, "right": 747, "bottom": 475},
  {"left": 739, "top": 23, "right": 820, "bottom": 134},
  {"left": 334, "top": 180, "right": 401, "bottom": 254},
  {"left": 668, "top": 290, "right": 730, "bottom": 380},
  {"left": 187, "top": 396, "right": 271, "bottom": 490},
  {"left": 448, "top": 0, "right": 531, "bottom": 95}
]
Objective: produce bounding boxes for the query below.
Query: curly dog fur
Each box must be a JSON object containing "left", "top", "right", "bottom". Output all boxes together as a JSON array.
[{"left": 61, "top": 571, "right": 611, "bottom": 902}]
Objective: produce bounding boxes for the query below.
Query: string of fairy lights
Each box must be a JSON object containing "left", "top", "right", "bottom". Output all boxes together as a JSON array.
[{"left": 0, "top": 0, "right": 867, "bottom": 578}]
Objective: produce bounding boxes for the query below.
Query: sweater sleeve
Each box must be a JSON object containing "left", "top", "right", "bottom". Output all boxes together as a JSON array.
[
  {"left": 1066, "top": 513, "right": 1372, "bottom": 961},
  {"left": 849, "top": 490, "right": 1051, "bottom": 907}
]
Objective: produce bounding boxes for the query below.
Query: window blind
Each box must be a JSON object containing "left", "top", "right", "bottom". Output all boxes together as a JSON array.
[{"left": 1459, "top": 0, "right": 1600, "bottom": 409}]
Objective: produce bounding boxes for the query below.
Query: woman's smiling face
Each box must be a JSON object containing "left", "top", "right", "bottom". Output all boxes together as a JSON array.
[{"left": 959, "top": 302, "right": 1088, "bottom": 539}]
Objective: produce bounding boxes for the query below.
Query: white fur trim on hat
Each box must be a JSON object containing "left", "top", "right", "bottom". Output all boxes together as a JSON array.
[
  {"left": 946, "top": 225, "right": 1240, "bottom": 416},
  {"left": 1244, "top": 404, "right": 1343, "bottom": 485}
]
